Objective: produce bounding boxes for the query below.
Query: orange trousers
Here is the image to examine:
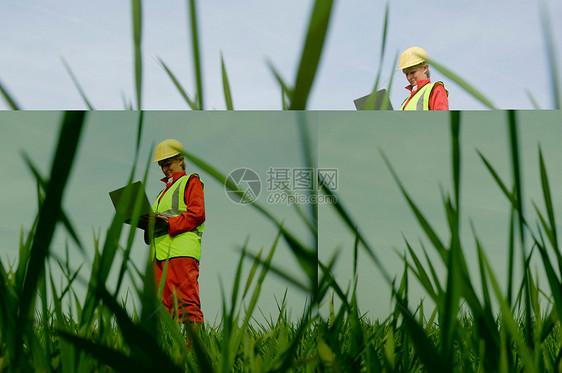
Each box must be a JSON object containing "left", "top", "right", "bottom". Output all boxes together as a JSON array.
[{"left": 153, "top": 257, "right": 204, "bottom": 323}]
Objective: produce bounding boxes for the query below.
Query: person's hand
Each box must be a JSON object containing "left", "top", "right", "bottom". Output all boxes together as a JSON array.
[{"left": 156, "top": 214, "right": 169, "bottom": 224}]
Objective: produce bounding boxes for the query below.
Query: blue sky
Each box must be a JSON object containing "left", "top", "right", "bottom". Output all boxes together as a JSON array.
[{"left": 0, "top": 0, "right": 561, "bottom": 110}]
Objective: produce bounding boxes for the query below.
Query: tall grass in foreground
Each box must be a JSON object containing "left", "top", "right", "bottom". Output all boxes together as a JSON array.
[
  {"left": 1, "top": 1, "right": 562, "bottom": 372},
  {"left": 0, "top": 112, "right": 320, "bottom": 372},
  {"left": 6, "top": 108, "right": 561, "bottom": 372},
  {"left": 315, "top": 111, "right": 562, "bottom": 372},
  {"left": 4, "top": 112, "right": 562, "bottom": 372}
]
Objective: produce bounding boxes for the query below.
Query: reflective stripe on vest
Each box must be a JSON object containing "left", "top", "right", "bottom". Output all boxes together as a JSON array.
[
  {"left": 400, "top": 82, "right": 447, "bottom": 111},
  {"left": 151, "top": 174, "right": 204, "bottom": 261}
]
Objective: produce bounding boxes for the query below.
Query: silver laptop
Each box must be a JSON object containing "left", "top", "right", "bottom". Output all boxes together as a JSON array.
[
  {"left": 109, "top": 181, "right": 167, "bottom": 232},
  {"left": 353, "top": 89, "right": 393, "bottom": 110}
]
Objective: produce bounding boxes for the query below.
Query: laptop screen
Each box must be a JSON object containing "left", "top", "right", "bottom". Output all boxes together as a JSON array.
[
  {"left": 109, "top": 181, "right": 167, "bottom": 232},
  {"left": 353, "top": 89, "right": 393, "bottom": 110}
]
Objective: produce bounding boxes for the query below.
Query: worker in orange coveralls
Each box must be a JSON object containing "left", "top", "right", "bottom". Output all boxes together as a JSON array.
[
  {"left": 145, "top": 139, "right": 205, "bottom": 323},
  {"left": 398, "top": 46, "right": 449, "bottom": 110}
]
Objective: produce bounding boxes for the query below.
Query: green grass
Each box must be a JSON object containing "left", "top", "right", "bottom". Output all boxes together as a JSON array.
[
  {"left": 0, "top": 124, "right": 319, "bottom": 371},
  {"left": 1, "top": 0, "right": 562, "bottom": 372},
  {"left": 316, "top": 112, "right": 562, "bottom": 372}
]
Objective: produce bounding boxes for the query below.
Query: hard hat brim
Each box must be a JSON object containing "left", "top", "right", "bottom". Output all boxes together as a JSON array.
[
  {"left": 396, "top": 61, "right": 426, "bottom": 72},
  {"left": 152, "top": 151, "right": 181, "bottom": 163}
]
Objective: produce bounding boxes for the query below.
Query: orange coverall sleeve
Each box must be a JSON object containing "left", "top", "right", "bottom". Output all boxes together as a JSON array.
[
  {"left": 167, "top": 175, "right": 205, "bottom": 237},
  {"left": 429, "top": 83, "right": 449, "bottom": 110}
]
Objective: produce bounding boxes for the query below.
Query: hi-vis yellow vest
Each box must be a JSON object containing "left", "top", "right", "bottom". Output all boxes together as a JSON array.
[
  {"left": 151, "top": 174, "right": 204, "bottom": 261},
  {"left": 400, "top": 82, "right": 447, "bottom": 110}
]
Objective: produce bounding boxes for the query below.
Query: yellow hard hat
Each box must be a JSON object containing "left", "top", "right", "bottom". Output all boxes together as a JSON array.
[
  {"left": 397, "top": 47, "right": 428, "bottom": 71},
  {"left": 153, "top": 139, "right": 184, "bottom": 163}
]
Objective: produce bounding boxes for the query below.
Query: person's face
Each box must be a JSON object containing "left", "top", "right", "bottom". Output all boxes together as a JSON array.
[
  {"left": 158, "top": 157, "right": 183, "bottom": 178},
  {"left": 403, "top": 64, "right": 428, "bottom": 86}
]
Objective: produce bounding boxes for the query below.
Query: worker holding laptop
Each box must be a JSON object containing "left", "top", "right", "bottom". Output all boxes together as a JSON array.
[
  {"left": 353, "top": 47, "right": 447, "bottom": 110},
  {"left": 398, "top": 46, "right": 449, "bottom": 110},
  {"left": 147, "top": 139, "right": 205, "bottom": 324}
]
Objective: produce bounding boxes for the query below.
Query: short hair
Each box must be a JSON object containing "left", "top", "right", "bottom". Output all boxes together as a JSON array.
[
  {"left": 172, "top": 154, "right": 186, "bottom": 170},
  {"left": 159, "top": 154, "right": 185, "bottom": 170},
  {"left": 404, "top": 62, "right": 430, "bottom": 78},
  {"left": 418, "top": 63, "right": 430, "bottom": 78}
]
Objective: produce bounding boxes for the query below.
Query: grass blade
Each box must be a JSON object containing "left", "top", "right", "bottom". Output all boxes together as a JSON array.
[
  {"left": 479, "top": 243, "right": 538, "bottom": 372},
  {"left": 21, "top": 152, "right": 85, "bottom": 254},
  {"left": 507, "top": 112, "right": 534, "bottom": 347},
  {"left": 426, "top": 57, "right": 496, "bottom": 109},
  {"left": 0, "top": 77, "right": 20, "bottom": 109},
  {"left": 285, "top": 188, "right": 317, "bottom": 236},
  {"left": 15, "top": 112, "right": 85, "bottom": 365},
  {"left": 508, "top": 111, "right": 525, "bottom": 249},
  {"left": 271, "top": 315, "right": 314, "bottom": 373},
  {"left": 507, "top": 205, "right": 516, "bottom": 306},
  {"left": 380, "top": 150, "right": 448, "bottom": 262},
  {"left": 179, "top": 148, "right": 317, "bottom": 291},
  {"left": 156, "top": 57, "right": 198, "bottom": 109},
  {"left": 353, "top": 229, "right": 359, "bottom": 280},
  {"left": 477, "top": 151, "right": 516, "bottom": 206},
  {"left": 134, "top": 111, "right": 144, "bottom": 163},
  {"left": 440, "top": 196, "right": 461, "bottom": 368},
  {"left": 395, "top": 293, "right": 446, "bottom": 372},
  {"left": 243, "top": 250, "right": 309, "bottom": 294},
  {"left": 404, "top": 240, "right": 438, "bottom": 302},
  {"left": 61, "top": 57, "right": 94, "bottom": 110},
  {"left": 538, "top": 147, "right": 558, "bottom": 254},
  {"left": 538, "top": 0, "right": 561, "bottom": 109},
  {"left": 533, "top": 236, "right": 562, "bottom": 322},
  {"left": 132, "top": 0, "right": 143, "bottom": 109},
  {"left": 280, "top": 229, "right": 317, "bottom": 287},
  {"left": 230, "top": 246, "right": 245, "bottom": 318},
  {"left": 289, "top": 0, "right": 335, "bottom": 109},
  {"left": 242, "top": 247, "right": 262, "bottom": 299},
  {"left": 363, "top": 3, "right": 390, "bottom": 110},
  {"left": 220, "top": 52, "right": 234, "bottom": 110},
  {"left": 267, "top": 60, "right": 293, "bottom": 103},
  {"left": 240, "top": 230, "right": 283, "bottom": 332},
  {"left": 533, "top": 203, "right": 562, "bottom": 273},
  {"left": 525, "top": 88, "right": 542, "bottom": 109},
  {"left": 96, "top": 284, "right": 183, "bottom": 372},
  {"left": 319, "top": 173, "right": 396, "bottom": 289},
  {"left": 138, "top": 239, "right": 159, "bottom": 340},
  {"left": 115, "top": 149, "right": 150, "bottom": 295},
  {"left": 450, "top": 112, "right": 461, "bottom": 210},
  {"left": 58, "top": 331, "right": 151, "bottom": 371},
  {"left": 188, "top": 0, "right": 203, "bottom": 109},
  {"left": 297, "top": 114, "right": 318, "bottom": 239},
  {"left": 471, "top": 224, "right": 492, "bottom": 310},
  {"left": 379, "top": 3, "right": 389, "bottom": 68}
]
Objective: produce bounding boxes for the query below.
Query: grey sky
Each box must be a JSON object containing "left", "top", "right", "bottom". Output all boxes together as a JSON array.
[
  {"left": 2, "top": 111, "right": 562, "bottom": 322},
  {"left": 319, "top": 111, "right": 562, "bottom": 319},
  {"left": 2, "top": 0, "right": 562, "bottom": 323},
  {"left": 1, "top": 0, "right": 561, "bottom": 110}
]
